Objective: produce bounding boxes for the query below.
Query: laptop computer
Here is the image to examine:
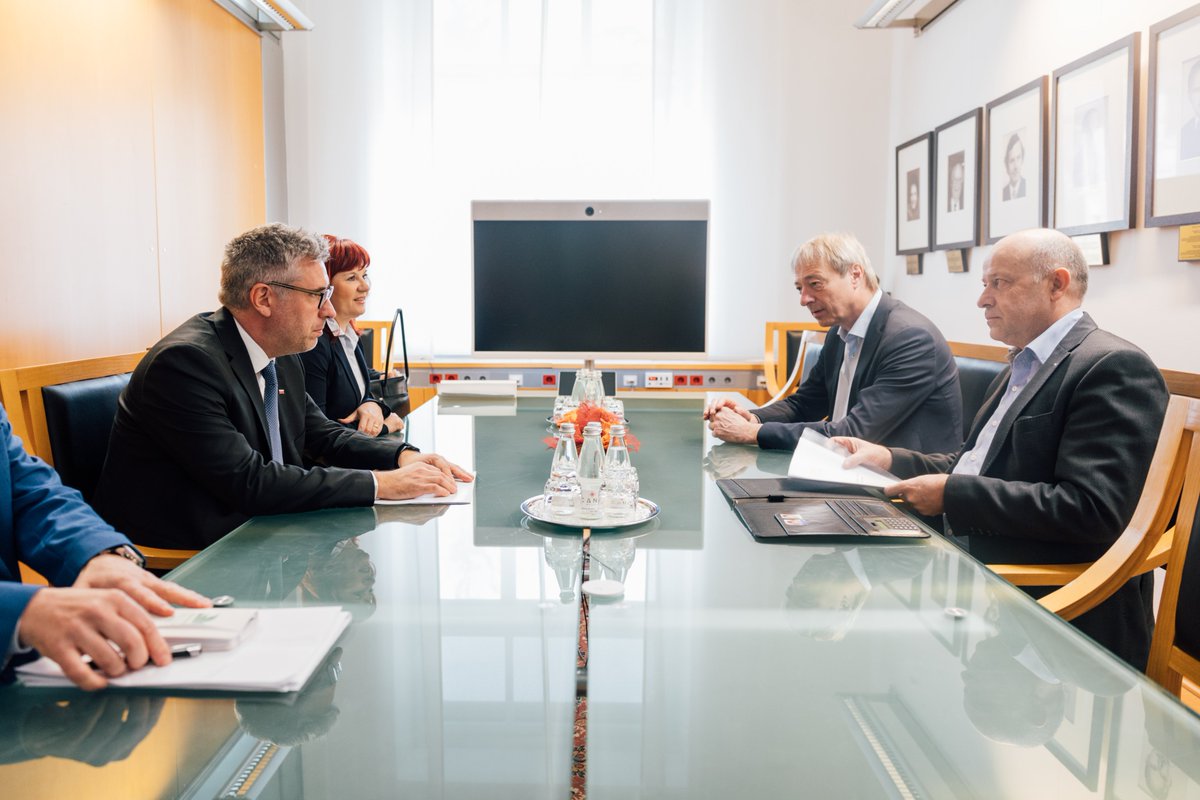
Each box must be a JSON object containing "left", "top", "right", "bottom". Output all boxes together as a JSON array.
[{"left": 717, "top": 478, "right": 930, "bottom": 543}]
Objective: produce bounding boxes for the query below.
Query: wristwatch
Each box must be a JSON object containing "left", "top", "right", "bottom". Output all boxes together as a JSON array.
[{"left": 101, "top": 544, "right": 146, "bottom": 569}]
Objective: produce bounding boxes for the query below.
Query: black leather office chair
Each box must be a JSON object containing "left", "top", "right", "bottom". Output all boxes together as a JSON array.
[
  {"left": 42, "top": 374, "right": 131, "bottom": 502},
  {"left": 954, "top": 356, "right": 1007, "bottom": 439}
]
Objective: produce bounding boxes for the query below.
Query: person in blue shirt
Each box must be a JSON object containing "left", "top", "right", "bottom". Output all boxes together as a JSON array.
[{"left": 1, "top": 404, "right": 209, "bottom": 690}]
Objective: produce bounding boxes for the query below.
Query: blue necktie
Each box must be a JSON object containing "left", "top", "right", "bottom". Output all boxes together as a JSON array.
[{"left": 262, "top": 360, "right": 284, "bottom": 464}]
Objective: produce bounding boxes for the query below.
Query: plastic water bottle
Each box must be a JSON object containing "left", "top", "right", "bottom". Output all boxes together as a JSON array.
[
  {"left": 577, "top": 421, "right": 605, "bottom": 520},
  {"left": 544, "top": 423, "right": 579, "bottom": 516}
]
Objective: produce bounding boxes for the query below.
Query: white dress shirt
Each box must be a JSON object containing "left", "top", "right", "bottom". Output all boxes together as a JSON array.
[
  {"left": 952, "top": 308, "right": 1084, "bottom": 476},
  {"left": 832, "top": 289, "right": 883, "bottom": 421}
]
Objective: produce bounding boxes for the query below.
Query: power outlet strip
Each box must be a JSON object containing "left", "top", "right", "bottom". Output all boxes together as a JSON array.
[{"left": 645, "top": 371, "right": 673, "bottom": 388}]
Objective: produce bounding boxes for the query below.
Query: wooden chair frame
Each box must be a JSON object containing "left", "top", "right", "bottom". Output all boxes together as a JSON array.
[
  {"left": 0, "top": 352, "right": 197, "bottom": 571},
  {"left": 355, "top": 319, "right": 391, "bottom": 373},
  {"left": 1147, "top": 398, "right": 1200, "bottom": 697},
  {"left": 0, "top": 352, "right": 146, "bottom": 463},
  {"left": 763, "top": 321, "right": 827, "bottom": 397}
]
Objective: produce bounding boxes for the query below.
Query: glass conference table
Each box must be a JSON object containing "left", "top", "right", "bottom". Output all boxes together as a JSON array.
[{"left": 3, "top": 394, "right": 1200, "bottom": 799}]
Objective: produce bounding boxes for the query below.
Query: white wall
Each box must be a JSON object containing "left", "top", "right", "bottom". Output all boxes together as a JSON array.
[
  {"left": 884, "top": 0, "right": 1200, "bottom": 372},
  {"left": 279, "top": 0, "right": 893, "bottom": 360}
]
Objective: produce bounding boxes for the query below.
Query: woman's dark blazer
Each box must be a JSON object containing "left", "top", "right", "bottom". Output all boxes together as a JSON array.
[{"left": 300, "top": 329, "right": 391, "bottom": 426}]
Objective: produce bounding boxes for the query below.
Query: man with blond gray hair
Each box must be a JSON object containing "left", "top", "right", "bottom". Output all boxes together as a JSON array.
[
  {"left": 705, "top": 232, "right": 962, "bottom": 452},
  {"left": 838, "top": 228, "right": 1168, "bottom": 667},
  {"left": 97, "top": 223, "right": 471, "bottom": 550}
]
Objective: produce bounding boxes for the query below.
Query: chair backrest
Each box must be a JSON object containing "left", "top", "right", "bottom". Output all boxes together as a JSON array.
[
  {"left": 1147, "top": 396, "right": 1200, "bottom": 697},
  {"left": 948, "top": 341, "right": 1009, "bottom": 440},
  {"left": 763, "top": 321, "right": 827, "bottom": 396},
  {"left": 354, "top": 319, "right": 390, "bottom": 372},
  {"left": 1036, "top": 394, "right": 1197, "bottom": 622},
  {"left": 799, "top": 338, "right": 824, "bottom": 385},
  {"left": 42, "top": 374, "right": 131, "bottom": 501},
  {"left": 0, "top": 352, "right": 145, "bottom": 461}
]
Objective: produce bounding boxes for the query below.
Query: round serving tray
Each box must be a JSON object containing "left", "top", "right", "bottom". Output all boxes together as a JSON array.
[{"left": 520, "top": 495, "right": 659, "bottom": 530}]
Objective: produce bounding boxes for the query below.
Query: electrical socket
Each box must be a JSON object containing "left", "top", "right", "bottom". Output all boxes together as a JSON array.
[
  {"left": 508, "top": 373, "right": 524, "bottom": 387},
  {"left": 755, "top": 375, "right": 768, "bottom": 389},
  {"left": 622, "top": 373, "right": 639, "bottom": 388}
]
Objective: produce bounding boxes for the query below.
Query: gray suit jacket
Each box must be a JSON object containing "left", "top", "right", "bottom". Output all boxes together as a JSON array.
[
  {"left": 889, "top": 315, "right": 1167, "bottom": 667},
  {"left": 96, "top": 309, "right": 412, "bottom": 550},
  {"left": 755, "top": 294, "right": 962, "bottom": 453}
]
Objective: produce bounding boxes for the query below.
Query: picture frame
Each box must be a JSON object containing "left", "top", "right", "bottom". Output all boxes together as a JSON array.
[
  {"left": 933, "top": 108, "right": 982, "bottom": 251},
  {"left": 1050, "top": 34, "right": 1140, "bottom": 236},
  {"left": 896, "top": 132, "right": 933, "bottom": 255},
  {"left": 985, "top": 77, "right": 1048, "bottom": 243},
  {"left": 1146, "top": 5, "right": 1200, "bottom": 228}
]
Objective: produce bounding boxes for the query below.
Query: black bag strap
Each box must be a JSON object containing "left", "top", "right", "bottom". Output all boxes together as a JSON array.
[{"left": 381, "top": 307, "right": 409, "bottom": 391}]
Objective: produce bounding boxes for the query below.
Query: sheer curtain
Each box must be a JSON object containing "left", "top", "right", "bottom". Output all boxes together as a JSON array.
[{"left": 283, "top": 1, "right": 890, "bottom": 358}]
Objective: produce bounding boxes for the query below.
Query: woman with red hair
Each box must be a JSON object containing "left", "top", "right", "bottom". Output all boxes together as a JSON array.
[{"left": 300, "top": 235, "right": 404, "bottom": 436}]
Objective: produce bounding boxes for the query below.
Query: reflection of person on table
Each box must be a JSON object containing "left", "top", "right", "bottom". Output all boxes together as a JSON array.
[
  {"left": 0, "top": 404, "right": 210, "bottom": 691},
  {"left": 962, "top": 589, "right": 1132, "bottom": 747},
  {"left": 784, "top": 545, "right": 932, "bottom": 641},
  {"left": 836, "top": 229, "right": 1168, "bottom": 668},
  {"left": 1182, "top": 60, "right": 1200, "bottom": 161},
  {"left": 236, "top": 646, "right": 344, "bottom": 746},
  {"left": 0, "top": 693, "right": 165, "bottom": 766},
  {"left": 299, "top": 234, "right": 405, "bottom": 437},
  {"left": 704, "top": 232, "right": 961, "bottom": 453},
  {"left": 1001, "top": 133, "right": 1027, "bottom": 201}
]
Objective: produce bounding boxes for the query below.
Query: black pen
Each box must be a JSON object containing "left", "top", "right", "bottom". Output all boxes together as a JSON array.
[{"left": 84, "top": 642, "right": 202, "bottom": 671}]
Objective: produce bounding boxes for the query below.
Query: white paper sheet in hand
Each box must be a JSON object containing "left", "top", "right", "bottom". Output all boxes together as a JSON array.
[
  {"left": 787, "top": 428, "right": 900, "bottom": 489},
  {"left": 17, "top": 606, "right": 350, "bottom": 692},
  {"left": 376, "top": 480, "right": 474, "bottom": 506}
]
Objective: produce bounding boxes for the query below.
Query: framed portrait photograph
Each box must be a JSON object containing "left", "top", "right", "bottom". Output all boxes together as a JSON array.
[
  {"left": 1050, "top": 34, "right": 1140, "bottom": 235},
  {"left": 985, "top": 77, "right": 1048, "bottom": 243},
  {"left": 1146, "top": 5, "right": 1200, "bottom": 227},
  {"left": 933, "top": 108, "right": 982, "bottom": 251},
  {"left": 896, "top": 132, "right": 933, "bottom": 255}
]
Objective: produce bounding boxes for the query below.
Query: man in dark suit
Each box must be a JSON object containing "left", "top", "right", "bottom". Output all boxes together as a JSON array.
[
  {"left": 95, "top": 224, "right": 470, "bottom": 550},
  {"left": 1, "top": 404, "right": 209, "bottom": 689},
  {"left": 704, "top": 232, "right": 962, "bottom": 453},
  {"left": 840, "top": 228, "right": 1168, "bottom": 667}
]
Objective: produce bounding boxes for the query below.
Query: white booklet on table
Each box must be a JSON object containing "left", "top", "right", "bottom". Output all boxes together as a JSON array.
[
  {"left": 17, "top": 606, "right": 350, "bottom": 693},
  {"left": 787, "top": 428, "right": 900, "bottom": 489}
]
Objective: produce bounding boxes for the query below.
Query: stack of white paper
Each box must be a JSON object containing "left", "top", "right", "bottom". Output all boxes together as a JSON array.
[
  {"left": 17, "top": 606, "right": 350, "bottom": 692},
  {"left": 787, "top": 428, "right": 900, "bottom": 489},
  {"left": 377, "top": 479, "right": 475, "bottom": 506}
]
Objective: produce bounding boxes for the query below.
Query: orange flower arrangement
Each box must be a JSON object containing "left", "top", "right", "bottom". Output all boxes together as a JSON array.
[{"left": 546, "top": 403, "right": 639, "bottom": 451}]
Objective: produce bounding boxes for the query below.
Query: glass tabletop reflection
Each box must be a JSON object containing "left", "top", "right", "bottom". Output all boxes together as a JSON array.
[{"left": 2, "top": 393, "right": 1199, "bottom": 800}]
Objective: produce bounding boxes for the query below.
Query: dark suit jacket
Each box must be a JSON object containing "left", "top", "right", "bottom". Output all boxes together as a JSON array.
[
  {"left": 1, "top": 405, "right": 129, "bottom": 655},
  {"left": 890, "top": 314, "right": 1168, "bottom": 666},
  {"left": 95, "top": 309, "right": 413, "bottom": 550},
  {"left": 299, "top": 329, "right": 391, "bottom": 429},
  {"left": 754, "top": 294, "right": 962, "bottom": 453}
]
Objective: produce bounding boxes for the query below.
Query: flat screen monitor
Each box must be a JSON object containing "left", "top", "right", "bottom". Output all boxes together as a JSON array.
[{"left": 472, "top": 200, "right": 709, "bottom": 358}]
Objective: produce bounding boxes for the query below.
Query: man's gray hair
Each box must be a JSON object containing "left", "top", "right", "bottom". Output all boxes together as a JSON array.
[
  {"left": 219, "top": 223, "right": 330, "bottom": 309},
  {"left": 791, "top": 233, "right": 880, "bottom": 291},
  {"left": 1026, "top": 229, "right": 1089, "bottom": 298}
]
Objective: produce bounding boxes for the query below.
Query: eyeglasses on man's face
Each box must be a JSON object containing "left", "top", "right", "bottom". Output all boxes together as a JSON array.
[{"left": 266, "top": 281, "right": 334, "bottom": 308}]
